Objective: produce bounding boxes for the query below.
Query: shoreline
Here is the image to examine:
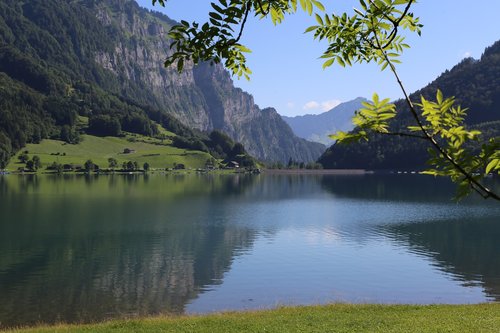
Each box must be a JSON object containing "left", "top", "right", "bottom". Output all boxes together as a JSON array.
[
  {"left": 0, "top": 168, "right": 372, "bottom": 176},
  {"left": 262, "top": 168, "right": 369, "bottom": 175}
]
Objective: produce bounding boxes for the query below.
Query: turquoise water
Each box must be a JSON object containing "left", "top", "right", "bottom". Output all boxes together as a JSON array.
[{"left": 0, "top": 174, "right": 499, "bottom": 327}]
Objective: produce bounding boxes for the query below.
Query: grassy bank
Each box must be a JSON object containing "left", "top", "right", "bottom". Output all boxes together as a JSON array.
[
  {"left": 6, "top": 134, "right": 212, "bottom": 171},
  {"left": 4, "top": 303, "right": 500, "bottom": 333}
]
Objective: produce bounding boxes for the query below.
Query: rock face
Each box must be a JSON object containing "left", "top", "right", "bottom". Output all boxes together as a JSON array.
[
  {"left": 282, "top": 98, "right": 366, "bottom": 145},
  {"left": 89, "top": 0, "right": 325, "bottom": 162}
]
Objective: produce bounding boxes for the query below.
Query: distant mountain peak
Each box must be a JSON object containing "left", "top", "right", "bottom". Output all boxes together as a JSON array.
[{"left": 282, "top": 97, "right": 367, "bottom": 145}]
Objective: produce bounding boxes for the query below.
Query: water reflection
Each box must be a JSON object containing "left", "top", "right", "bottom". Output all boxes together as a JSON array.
[
  {"left": 319, "top": 173, "right": 494, "bottom": 203},
  {"left": 379, "top": 217, "right": 500, "bottom": 301},
  {"left": 320, "top": 174, "right": 500, "bottom": 300},
  {"left": 0, "top": 174, "right": 258, "bottom": 328},
  {"left": 0, "top": 174, "right": 499, "bottom": 328}
]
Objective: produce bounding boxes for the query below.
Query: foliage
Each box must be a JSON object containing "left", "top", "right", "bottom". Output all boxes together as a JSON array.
[
  {"left": 154, "top": 0, "right": 331, "bottom": 79},
  {"left": 122, "top": 160, "right": 139, "bottom": 171},
  {"left": 59, "top": 125, "right": 81, "bottom": 144},
  {"left": 88, "top": 115, "right": 122, "bottom": 137},
  {"left": 84, "top": 159, "right": 95, "bottom": 172},
  {"left": 0, "top": 132, "right": 12, "bottom": 169},
  {"left": 331, "top": 90, "right": 499, "bottom": 199},
  {"left": 32, "top": 155, "right": 41, "bottom": 170},
  {"left": 47, "top": 161, "right": 64, "bottom": 174},
  {"left": 18, "top": 151, "right": 29, "bottom": 164},
  {"left": 108, "top": 157, "right": 118, "bottom": 170},
  {"left": 154, "top": 0, "right": 420, "bottom": 79},
  {"left": 23, "top": 155, "right": 41, "bottom": 172}
]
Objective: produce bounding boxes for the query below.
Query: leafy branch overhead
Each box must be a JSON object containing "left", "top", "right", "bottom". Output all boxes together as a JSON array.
[
  {"left": 332, "top": 91, "right": 500, "bottom": 200},
  {"left": 153, "top": 0, "right": 327, "bottom": 79}
]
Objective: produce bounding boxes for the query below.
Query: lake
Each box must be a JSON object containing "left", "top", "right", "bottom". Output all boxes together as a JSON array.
[{"left": 0, "top": 173, "right": 499, "bottom": 328}]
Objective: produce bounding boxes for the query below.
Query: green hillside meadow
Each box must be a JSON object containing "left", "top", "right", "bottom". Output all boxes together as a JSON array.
[{"left": 6, "top": 134, "right": 213, "bottom": 171}]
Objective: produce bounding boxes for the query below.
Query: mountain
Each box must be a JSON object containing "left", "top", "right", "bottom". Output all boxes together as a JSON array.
[
  {"left": 319, "top": 40, "right": 500, "bottom": 170},
  {"left": 0, "top": 0, "right": 324, "bottom": 167},
  {"left": 281, "top": 97, "right": 366, "bottom": 145}
]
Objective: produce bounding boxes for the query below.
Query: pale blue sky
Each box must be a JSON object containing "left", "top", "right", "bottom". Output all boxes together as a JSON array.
[{"left": 136, "top": 1, "right": 500, "bottom": 117}]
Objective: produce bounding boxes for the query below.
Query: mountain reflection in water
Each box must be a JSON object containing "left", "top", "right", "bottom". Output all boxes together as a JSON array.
[{"left": 0, "top": 174, "right": 499, "bottom": 328}]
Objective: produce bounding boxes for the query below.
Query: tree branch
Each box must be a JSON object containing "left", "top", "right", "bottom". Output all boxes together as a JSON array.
[
  {"left": 371, "top": 33, "right": 500, "bottom": 201},
  {"left": 229, "top": 1, "right": 252, "bottom": 46},
  {"left": 256, "top": 0, "right": 270, "bottom": 15},
  {"left": 376, "top": 131, "right": 429, "bottom": 140},
  {"left": 368, "top": 0, "right": 415, "bottom": 49}
]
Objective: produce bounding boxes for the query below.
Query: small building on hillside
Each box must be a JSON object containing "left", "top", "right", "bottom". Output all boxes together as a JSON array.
[
  {"left": 173, "top": 163, "right": 185, "bottom": 170},
  {"left": 123, "top": 148, "right": 136, "bottom": 154}
]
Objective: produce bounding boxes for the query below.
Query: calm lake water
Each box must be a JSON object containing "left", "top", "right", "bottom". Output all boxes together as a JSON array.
[{"left": 0, "top": 173, "right": 499, "bottom": 328}]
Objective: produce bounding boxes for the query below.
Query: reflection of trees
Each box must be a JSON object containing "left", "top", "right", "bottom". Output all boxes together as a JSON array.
[
  {"left": 380, "top": 217, "right": 500, "bottom": 301},
  {"left": 321, "top": 174, "right": 500, "bottom": 300},
  {"left": 0, "top": 175, "right": 258, "bottom": 328},
  {"left": 242, "top": 174, "right": 325, "bottom": 201},
  {"left": 320, "top": 174, "right": 500, "bottom": 203}
]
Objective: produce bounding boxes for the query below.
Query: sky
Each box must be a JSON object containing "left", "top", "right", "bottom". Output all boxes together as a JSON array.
[{"left": 135, "top": 1, "right": 500, "bottom": 117}]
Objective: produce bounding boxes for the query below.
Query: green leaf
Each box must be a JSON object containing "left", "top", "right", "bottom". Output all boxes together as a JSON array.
[
  {"left": 177, "top": 58, "right": 184, "bottom": 72},
  {"left": 304, "top": 25, "right": 317, "bottom": 33},
  {"left": 315, "top": 13, "right": 323, "bottom": 25},
  {"left": 436, "top": 89, "right": 443, "bottom": 104},
  {"left": 311, "top": 0, "right": 325, "bottom": 11},
  {"left": 486, "top": 159, "right": 499, "bottom": 174},
  {"left": 211, "top": 2, "right": 224, "bottom": 13},
  {"left": 322, "top": 58, "right": 334, "bottom": 69},
  {"left": 299, "top": 0, "right": 307, "bottom": 11},
  {"left": 336, "top": 56, "right": 345, "bottom": 67},
  {"left": 209, "top": 12, "right": 223, "bottom": 20},
  {"left": 234, "top": 44, "right": 252, "bottom": 53}
]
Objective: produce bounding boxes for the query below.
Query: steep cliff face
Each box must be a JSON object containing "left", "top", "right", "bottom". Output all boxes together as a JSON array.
[
  {"left": 92, "top": 0, "right": 211, "bottom": 130},
  {"left": 88, "top": 0, "right": 324, "bottom": 162},
  {"left": 192, "top": 63, "right": 326, "bottom": 162}
]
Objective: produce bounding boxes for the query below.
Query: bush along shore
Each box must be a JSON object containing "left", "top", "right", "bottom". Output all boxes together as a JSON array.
[{"left": 3, "top": 303, "right": 500, "bottom": 333}]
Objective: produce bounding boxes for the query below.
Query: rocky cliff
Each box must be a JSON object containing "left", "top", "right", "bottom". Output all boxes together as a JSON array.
[{"left": 89, "top": 0, "right": 325, "bottom": 162}]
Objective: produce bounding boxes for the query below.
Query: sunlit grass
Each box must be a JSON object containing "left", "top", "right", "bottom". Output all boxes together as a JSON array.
[
  {"left": 4, "top": 303, "right": 500, "bottom": 333},
  {"left": 6, "top": 134, "right": 212, "bottom": 171}
]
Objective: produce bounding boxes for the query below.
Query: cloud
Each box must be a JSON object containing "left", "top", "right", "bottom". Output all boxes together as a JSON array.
[
  {"left": 286, "top": 102, "right": 295, "bottom": 109},
  {"left": 320, "top": 99, "right": 341, "bottom": 111},
  {"left": 463, "top": 51, "right": 472, "bottom": 58},
  {"left": 303, "top": 101, "right": 320, "bottom": 110},
  {"left": 303, "top": 99, "right": 342, "bottom": 112}
]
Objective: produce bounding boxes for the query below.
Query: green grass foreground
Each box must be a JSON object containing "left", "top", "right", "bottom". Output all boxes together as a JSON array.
[{"left": 4, "top": 304, "right": 500, "bottom": 333}]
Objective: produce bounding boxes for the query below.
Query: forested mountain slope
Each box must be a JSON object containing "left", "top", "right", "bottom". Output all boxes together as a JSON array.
[
  {"left": 319, "top": 40, "right": 500, "bottom": 170},
  {"left": 0, "top": 0, "right": 324, "bottom": 167}
]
